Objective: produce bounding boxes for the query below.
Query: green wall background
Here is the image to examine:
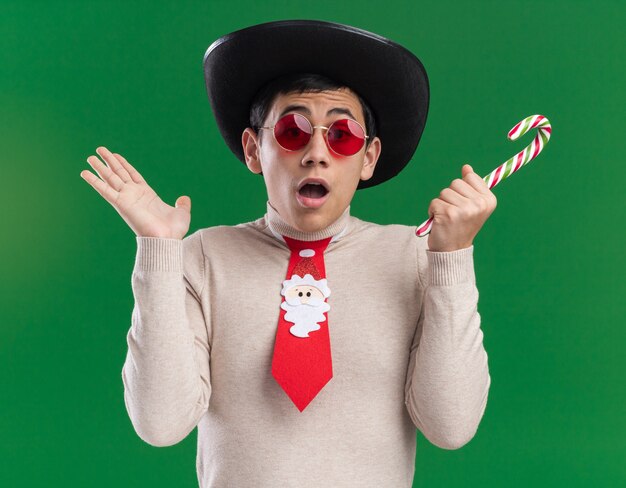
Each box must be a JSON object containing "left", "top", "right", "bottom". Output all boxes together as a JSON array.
[{"left": 1, "top": 0, "right": 624, "bottom": 486}]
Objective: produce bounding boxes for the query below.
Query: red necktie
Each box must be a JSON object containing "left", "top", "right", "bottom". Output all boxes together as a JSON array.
[{"left": 271, "top": 236, "right": 333, "bottom": 412}]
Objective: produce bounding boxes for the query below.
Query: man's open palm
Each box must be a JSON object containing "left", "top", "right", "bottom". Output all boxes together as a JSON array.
[{"left": 80, "top": 146, "right": 191, "bottom": 240}]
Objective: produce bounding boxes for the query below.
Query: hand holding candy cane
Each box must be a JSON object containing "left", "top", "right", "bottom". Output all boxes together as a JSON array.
[{"left": 416, "top": 114, "right": 552, "bottom": 240}]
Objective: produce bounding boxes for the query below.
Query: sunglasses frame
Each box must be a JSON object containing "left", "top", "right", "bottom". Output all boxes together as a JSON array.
[{"left": 258, "top": 112, "right": 369, "bottom": 157}]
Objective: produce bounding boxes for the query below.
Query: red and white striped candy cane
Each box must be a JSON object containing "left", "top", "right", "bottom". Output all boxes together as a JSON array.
[{"left": 415, "top": 114, "right": 552, "bottom": 237}]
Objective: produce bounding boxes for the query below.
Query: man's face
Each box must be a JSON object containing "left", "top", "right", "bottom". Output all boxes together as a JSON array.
[{"left": 242, "top": 88, "right": 381, "bottom": 233}]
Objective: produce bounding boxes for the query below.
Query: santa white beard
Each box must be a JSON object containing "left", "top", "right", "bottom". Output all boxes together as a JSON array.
[{"left": 281, "top": 296, "right": 330, "bottom": 338}]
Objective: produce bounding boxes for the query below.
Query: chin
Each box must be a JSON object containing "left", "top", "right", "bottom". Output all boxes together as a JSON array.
[{"left": 292, "top": 210, "right": 334, "bottom": 233}]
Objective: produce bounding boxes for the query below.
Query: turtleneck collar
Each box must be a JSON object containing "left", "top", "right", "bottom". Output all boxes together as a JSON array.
[{"left": 265, "top": 201, "right": 351, "bottom": 244}]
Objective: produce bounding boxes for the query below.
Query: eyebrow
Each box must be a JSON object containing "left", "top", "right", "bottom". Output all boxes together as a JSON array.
[{"left": 278, "top": 104, "right": 358, "bottom": 121}]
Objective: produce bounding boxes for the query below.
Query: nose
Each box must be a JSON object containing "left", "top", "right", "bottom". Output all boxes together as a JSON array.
[{"left": 301, "top": 126, "right": 331, "bottom": 167}]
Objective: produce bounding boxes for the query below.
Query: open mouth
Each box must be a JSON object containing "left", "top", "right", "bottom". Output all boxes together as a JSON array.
[
  {"left": 296, "top": 180, "right": 330, "bottom": 208},
  {"left": 298, "top": 183, "right": 329, "bottom": 199}
]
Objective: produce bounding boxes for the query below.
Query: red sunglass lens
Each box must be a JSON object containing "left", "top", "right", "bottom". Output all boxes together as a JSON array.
[
  {"left": 327, "top": 119, "right": 366, "bottom": 156},
  {"left": 273, "top": 114, "right": 311, "bottom": 151}
]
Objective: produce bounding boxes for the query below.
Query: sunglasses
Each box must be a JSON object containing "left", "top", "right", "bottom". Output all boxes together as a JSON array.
[{"left": 258, "top": 113, "right": 369, "bottom": 156}]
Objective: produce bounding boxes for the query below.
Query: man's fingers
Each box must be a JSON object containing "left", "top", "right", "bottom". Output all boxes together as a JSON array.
[
  {"left": 113, "top": 152, "right": 146, "bottom": 185},
  {"left": 438, "top": 187, "right": 467, "bottom": 207},
  {"left": 80, "top": 169, "right": 119, "bottom": 205},
  {"left": 449, "top": 178, "right": 479, "bottom": 199},
  {"left": 461, "top": 165, "right": 498, "bottom": 210},
  {"left": 428, "top": 197, "right": 454, "bottom": 218},
  {"left": 86, "top": 155, "right": 125, "bottom": 192},
  {"left": 96, "top": 146, "right": 133, "bottom": 184},
  {"left": 462, "top": 165, "right": 492, "bottom": 196}
]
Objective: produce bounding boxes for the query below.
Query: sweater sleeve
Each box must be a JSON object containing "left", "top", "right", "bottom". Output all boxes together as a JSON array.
[
  {"left": 121, "top": 231, "right": 212, "bottom": 447},
  {"left": 404, "top": 244, "right": 491, "bottom": 450}
]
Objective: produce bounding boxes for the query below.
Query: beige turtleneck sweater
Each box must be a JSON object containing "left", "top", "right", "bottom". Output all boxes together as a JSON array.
[{"left": 122, "top": 201, "right": 491, "bottom": 488}]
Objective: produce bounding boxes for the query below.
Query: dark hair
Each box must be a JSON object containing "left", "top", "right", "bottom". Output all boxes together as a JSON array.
[{"left": 249, "top": 73, "right": 377, "bottom": 147}]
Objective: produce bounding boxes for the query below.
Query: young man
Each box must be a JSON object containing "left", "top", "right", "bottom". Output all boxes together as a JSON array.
[{"left": 83, "top": 20, "right": 496, "bottom": 488}]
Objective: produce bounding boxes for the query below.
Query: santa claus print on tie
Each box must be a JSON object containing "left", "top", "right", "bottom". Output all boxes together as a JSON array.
[{"left": 280, "top": 249, "right": 331, "bottom": 338}]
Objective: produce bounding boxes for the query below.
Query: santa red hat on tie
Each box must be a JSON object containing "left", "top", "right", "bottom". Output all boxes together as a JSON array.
[{"left": 283, "top": 248, "right": 331, "bottom": 295}]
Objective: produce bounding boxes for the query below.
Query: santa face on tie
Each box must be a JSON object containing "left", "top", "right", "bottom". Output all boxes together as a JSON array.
[{"left": 280, "top": 273, "right": 331, "bottom": 338}]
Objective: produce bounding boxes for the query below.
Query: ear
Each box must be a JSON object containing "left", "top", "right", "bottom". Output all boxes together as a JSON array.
[
  {"left": 242, "top": 128, "right": 262, "bottom": 174},
  {"left": 360, "top": 136, "right": 382, "bottom": 181}
]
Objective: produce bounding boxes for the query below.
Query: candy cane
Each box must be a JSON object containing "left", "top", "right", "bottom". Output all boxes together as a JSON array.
[{"left": 415, "top": 114, "right": 552, "bottom": 237}]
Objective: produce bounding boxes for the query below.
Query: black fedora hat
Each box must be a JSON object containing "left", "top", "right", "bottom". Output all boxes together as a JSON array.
[{"left": 203, "top": 19, "right": 429, "bottom": 190}]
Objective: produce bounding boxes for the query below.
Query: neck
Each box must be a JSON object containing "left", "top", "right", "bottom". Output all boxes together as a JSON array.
[{"left": 266, "top": 201, "right": 351, "bottom": 242}]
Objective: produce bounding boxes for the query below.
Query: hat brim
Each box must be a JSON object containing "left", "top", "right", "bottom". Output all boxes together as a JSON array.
[{"left": 203, "top": 20, "right": 429, "bottom": 189}]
